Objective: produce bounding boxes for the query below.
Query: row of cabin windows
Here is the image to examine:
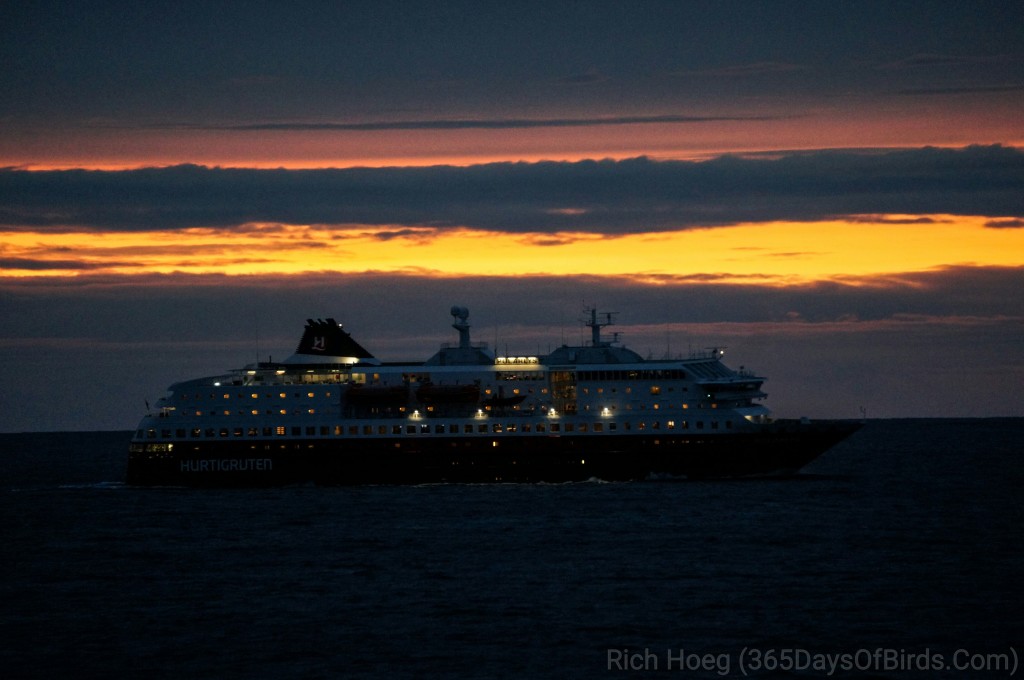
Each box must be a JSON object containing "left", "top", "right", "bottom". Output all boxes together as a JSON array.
[
  {"left": 142, "top": 419, "right": 732, "bottom": 440},
  {"left": 577, "top": 369, "right": 687, "bottom": 381},
  {"left": 165, "top": 401, "right": 729, "bottom": 419},
  {"left": 179, "top": 387, "right": 547, "bottom": 401},
  {"left": 240, "top": 370, "right": 684, "bottom": 384},
  {"left": 496, "top": 372, "right": 546, "bottom": 381},
  {"left": 158, "top": 400, "right": 738, "bottom": 420},
  {"left": 576, "top": 386, "right": 691, "bottom": 396},
  {"left": 243, "top": 373, "right": 373, "bottom": 385},
  {"left": 176, "top": 384, "right": 713, "bottom": 405},
  {"left": 179, "top": 391, "right": 331, "bottom": 401}
]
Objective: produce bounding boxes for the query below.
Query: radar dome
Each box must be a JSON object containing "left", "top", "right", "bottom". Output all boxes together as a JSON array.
[{"left": 450, "top": 305, "right": 469, "bottom": 320}]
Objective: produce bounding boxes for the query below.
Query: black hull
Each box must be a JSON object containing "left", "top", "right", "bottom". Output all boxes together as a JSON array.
[{"left": 127, "top": 420, "right": 861, "bottom": 488}]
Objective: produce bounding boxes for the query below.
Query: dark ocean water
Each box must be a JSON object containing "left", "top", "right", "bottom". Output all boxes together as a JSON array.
[{"left": 1, "top": 420, "right": 1022, "bottom": 679}]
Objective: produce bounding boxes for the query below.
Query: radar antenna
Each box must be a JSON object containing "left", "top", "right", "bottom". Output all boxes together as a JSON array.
[
  {"left": 584, "top": 306, "right": 618, "bottom": 347},
  {"left": 450, "top": 305, "right": 472, "bottom": 348}
]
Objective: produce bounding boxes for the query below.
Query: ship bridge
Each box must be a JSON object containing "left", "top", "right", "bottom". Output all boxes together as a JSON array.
[{"left": 543, "top": 307, "right": 644, "bottom": 365}]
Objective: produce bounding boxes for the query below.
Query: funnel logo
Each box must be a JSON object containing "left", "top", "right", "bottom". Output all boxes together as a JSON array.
[{"left": 312, "top": 336, "right": 326, "bottom": 351}]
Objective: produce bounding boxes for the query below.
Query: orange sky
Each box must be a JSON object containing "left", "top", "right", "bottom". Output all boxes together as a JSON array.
[
  {"left": 4, "top": 95, "right": 1022, "bottom": 171},
  {"left": 4, "top": 215, "right": 1022, "bottom": 284}
]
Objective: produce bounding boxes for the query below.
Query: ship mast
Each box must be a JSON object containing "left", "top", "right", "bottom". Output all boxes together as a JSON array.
[
  {"left": 586, "top": 307, "right": 617, "bottom": 347},
  {"left": 451, "top": 305, "right": 472, "bottom": 348}
]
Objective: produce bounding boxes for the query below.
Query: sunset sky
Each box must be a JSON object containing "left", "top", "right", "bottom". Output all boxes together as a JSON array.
[{"left": 2, "top": 1, "right": 1022, "bottom": 431}]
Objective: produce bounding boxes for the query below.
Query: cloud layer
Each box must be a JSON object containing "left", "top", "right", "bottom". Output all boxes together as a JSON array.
[{"left": 2, "top": 146, "right": 1021, "bottom": 233}]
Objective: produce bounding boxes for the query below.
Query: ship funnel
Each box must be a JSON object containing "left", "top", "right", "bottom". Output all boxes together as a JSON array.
[{"left": 283, "top": 318, "right": 378, "bottom": 365}]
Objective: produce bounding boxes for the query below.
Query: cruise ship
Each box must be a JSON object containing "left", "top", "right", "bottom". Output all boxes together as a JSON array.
[{"left": 127, "top": 306, "right": 860, "bottom": 486}]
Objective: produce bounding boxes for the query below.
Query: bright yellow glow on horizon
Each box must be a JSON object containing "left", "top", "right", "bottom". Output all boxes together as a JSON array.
[{"left": 2, "top": 215, "right": 1022, "bottom": 284}]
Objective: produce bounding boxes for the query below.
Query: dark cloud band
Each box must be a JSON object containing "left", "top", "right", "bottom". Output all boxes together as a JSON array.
[
  {"left": 173, "top": 114, "right": 782, "bottom": 131},
  {"left": 1, "top": 145, "right": 1021, "bottom": 233}
]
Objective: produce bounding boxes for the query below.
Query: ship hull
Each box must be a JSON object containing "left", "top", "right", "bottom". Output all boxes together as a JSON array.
[{"left": 126, "top": 420, "right": 860, "bottom": 487}]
